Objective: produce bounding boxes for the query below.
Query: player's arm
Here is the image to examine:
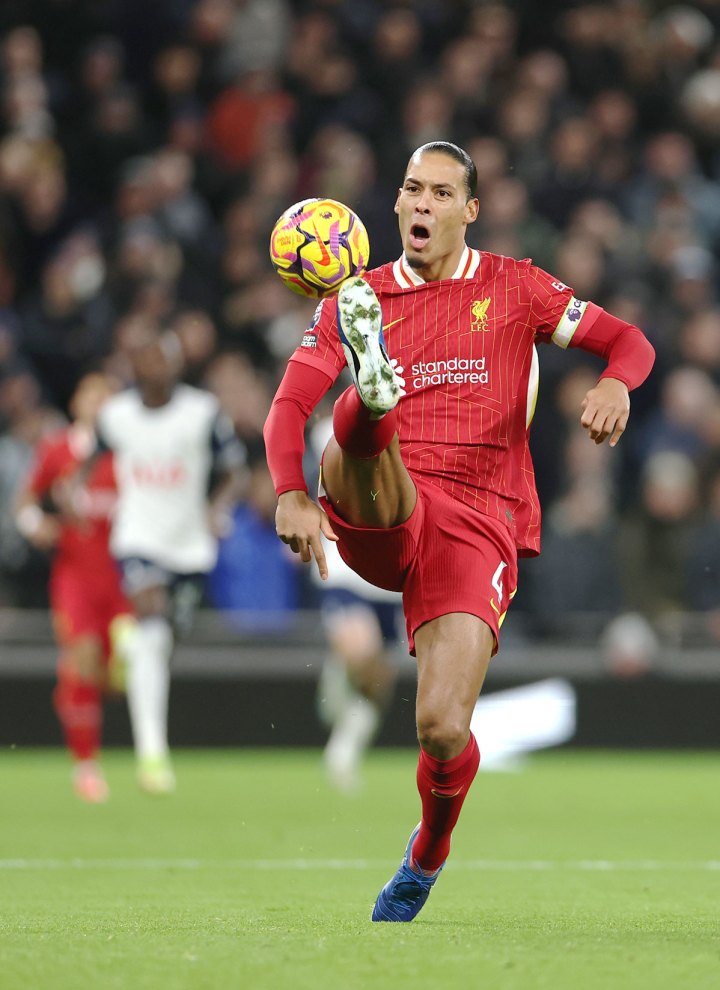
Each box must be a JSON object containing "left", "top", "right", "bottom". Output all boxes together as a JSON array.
[
  {"left": 571, "top": 308, "right": 655, "bottom": 446},
  {"left": 14, "top": 484, "right": 62, "bottom": 550},
  {"left": 529, "top": 268, "right": 655, "bottom": 447},
  {"left": 264, "top": 359, "right": 339, "bottom": 580}
]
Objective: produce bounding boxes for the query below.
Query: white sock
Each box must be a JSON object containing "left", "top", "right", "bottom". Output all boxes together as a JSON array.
[
  {"left": 125, "top": 617, "right": 173, "bottom": 761},
  {"left": 316, "top": 658, "right": 354, "bottom": 727},
  {"left": 324, "top": 694, "right": 380, "bottom": 791}
]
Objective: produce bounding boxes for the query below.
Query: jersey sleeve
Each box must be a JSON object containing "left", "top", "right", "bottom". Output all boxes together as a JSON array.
[
  {"left": 287, "top": 296, "right": 346, "bottom": 379},
  {"left": 527, "top": 265, "right": 601, "bottom": 349},
  {"left": 264, "top": 360, "right": 336, "bottom": 496},
  {"left": 24, "top": 438, "right": 59, "bottom": 497},
  {"left": 570, "top": 309, "right": 655, "bottom": 390}
]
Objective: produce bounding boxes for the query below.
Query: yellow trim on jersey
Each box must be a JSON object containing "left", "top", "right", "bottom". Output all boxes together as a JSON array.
[{"left": 491, "top": 587, "right": 517, "bottom": 625}]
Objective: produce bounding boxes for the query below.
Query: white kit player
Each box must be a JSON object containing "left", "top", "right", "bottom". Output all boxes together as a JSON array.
[
  {"left": 309, "top": 416, "right": 400, "bottom": 793},
  {"left": 94, "top": 330, "right": 245, "bottom": 793}
]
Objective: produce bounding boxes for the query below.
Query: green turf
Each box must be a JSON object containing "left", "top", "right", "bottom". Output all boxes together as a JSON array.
[{"left": 1, "top": 748, "right": 719, "bottom": 990}]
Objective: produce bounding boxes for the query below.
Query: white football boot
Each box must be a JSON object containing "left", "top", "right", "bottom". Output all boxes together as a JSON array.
[{"left": 336, "top": 277, "right": 405, "bottom": 416}]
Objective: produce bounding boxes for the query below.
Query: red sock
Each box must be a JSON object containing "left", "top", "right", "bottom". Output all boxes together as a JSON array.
[
  {"left": 412, "top": 734, "right": 481, "bottom": 871},
  {"left": 332, "top": 387, "right": 398, "bottom": 459},
  {"left": 53, "top": 667, "right": 102, "bottom": 762}
]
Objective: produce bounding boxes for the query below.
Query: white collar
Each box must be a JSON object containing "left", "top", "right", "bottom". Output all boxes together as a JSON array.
[{"left": 392, "top": 245, "right": 481, "bottom": 288}]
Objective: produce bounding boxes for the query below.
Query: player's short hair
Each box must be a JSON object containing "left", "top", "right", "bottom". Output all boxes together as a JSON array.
[{"left": 409, "top": 141, "right": 478, "bottom": 201}]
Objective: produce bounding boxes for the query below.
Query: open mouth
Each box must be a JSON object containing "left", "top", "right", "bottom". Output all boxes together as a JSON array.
[{"left": 409, "top": 223, "right": 431, "bottom": 251}]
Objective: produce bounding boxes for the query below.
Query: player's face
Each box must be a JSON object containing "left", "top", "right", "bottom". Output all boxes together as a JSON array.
[
  {"left": 131, "top": 336, "right": 182, "bottom": 391},
  {"left": 132, "top": 344, "right": 173, "bottom": 388},
  {"left": 394, "top": 151, "right": 479, "bottom": 280}
]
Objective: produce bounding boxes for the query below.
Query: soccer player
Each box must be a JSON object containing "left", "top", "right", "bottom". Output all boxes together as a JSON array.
[
  {"left": 68, "top": 329, "right": 246, "bottom": 794},
  {"left": 314, "top": 543, "right": 400, "bottom": 794},
  {"left": 263, "top": 141, "right": 655, "bottom": 921},
  {"left": 309, "top": 416, "right": 400, "bottom": 794},
  {"left": 15, "top": 372, "right": 133, "bottom": 803}
]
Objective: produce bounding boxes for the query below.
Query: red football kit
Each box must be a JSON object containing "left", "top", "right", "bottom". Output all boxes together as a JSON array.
[
  {"left": 265, "top": 247, "right": 655, "bottom": 650},
  {"left": 27, "top": 426, "right": 131, "bottom": 656}
]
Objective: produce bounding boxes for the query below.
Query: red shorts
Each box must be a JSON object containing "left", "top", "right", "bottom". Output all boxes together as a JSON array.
[
  {"left": 49, "top": 563, "right": 132, "bottom": 659},
  {"left": 319, "top": 476, "right": 518, "bottom": 655}
]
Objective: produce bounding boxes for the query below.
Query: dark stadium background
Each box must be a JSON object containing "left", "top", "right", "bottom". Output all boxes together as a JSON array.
[{"left": 1, "top": 0, "right": 720, "bottom": 748}]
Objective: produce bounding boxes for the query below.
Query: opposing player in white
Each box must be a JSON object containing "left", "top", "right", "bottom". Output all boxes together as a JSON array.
[
  {"left": 96, "top": 330, "right": 245, "bottom": 793},
  {"left": 310, "top": 417, "right": 400, "bottom": 793}
]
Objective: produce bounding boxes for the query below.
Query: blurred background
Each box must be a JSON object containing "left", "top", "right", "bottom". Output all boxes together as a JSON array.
[{"left": 1, "top": 0, "right": 720, "bottom": 751}]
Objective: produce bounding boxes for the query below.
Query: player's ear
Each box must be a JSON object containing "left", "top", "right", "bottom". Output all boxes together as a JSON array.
[
  {"left": 464, "top": 197, "right": 479, "bottom": 224},
  {"left": 394, "top": 190, "right": 402, "bottom": 215}
]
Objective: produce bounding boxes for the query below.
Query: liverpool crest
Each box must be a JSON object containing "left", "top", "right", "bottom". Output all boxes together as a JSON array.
[{"left": 470, "top": 297, "right": 492, "bottom": 331}]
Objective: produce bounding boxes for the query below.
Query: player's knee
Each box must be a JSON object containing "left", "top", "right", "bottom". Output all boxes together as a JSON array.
[{"left": 416, "top": 710, "right": 467, "bottom": 760}]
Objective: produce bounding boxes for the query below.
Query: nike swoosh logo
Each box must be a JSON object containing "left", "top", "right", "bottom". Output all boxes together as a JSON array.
[
  {"left": 312, "top": 222, "right": 331, "bottom": 266},
  {"left": 430, "top": 787, "right": 463, "bottom": 799},
  {"left": 383, "top": 317, "right": 405, "bottom": 331}
]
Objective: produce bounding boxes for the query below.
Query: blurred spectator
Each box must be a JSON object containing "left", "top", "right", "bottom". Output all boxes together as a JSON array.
[
  {"left": 205, "top": 69, "right": 294, "bottom": 172},
  {"left": 206, "top": 451, "right": 300, "bottom": 631},
  {"left": 0, "top": 0, "right": 716, "bottom": 640},
  {"left": 468, "top": 175, "right": 559, "bottom": 271},
  {"left": 638, "top": 366, "right": 720, "bottom": 465},
  {"left": 19, "top": 229, "right": 115, "bottom": 409},
  {"left": 619, "top": 450, "right": 702, "bottom": 617},
  {"left": 0, "top": 367, "right": 64, "bottom": 605},
  {"left": 203, "top": 350, "right": 270, "bottom": 447},
  {"left": 686, "top": 462, "right": 720, "bottom": 640}
]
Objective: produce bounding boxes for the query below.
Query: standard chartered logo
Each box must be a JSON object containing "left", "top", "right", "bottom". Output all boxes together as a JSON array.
[{"left": 411, "top": 356, "right": 489, "bottom": 388}]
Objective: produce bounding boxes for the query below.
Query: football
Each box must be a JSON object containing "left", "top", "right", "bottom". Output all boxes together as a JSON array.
[{"left": 269, "top": 198, "right": 370, "bottom": 298}]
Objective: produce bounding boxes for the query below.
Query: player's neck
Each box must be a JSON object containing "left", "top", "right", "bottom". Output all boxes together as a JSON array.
[
  {"left": 140, "top": 384, "right": 175, "bottom": 409},
  {"left": 406, "top": 243, "right": 468, "bottom": 282}
]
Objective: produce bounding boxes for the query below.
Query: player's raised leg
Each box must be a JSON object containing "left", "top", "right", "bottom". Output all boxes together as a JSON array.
[{"left": 321, "top": 277, "right": 415, "bottom": 530}]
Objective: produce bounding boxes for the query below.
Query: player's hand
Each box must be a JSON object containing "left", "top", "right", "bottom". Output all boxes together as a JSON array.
[
  {"left": 275, "top": 490, "right": 338, "bottom": 581},
  {"left": 15, "top": 505, "right": 61, "bottom": 550},
  {"left": 580, "top": 377, "right": 630, "bottom": 447}
]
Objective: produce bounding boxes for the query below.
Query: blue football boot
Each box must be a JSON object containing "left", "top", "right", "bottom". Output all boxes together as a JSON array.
[{"left": 371, "top": 824, "right": 445, "bottom": 922}]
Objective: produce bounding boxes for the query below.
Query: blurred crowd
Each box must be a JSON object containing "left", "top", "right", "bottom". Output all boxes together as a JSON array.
[{"left": 1, "top": 0, "right": 720, "bottom": 658}]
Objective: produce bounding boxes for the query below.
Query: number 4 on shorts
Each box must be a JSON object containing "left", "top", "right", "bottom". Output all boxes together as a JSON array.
[{"left": 491, "top": 561, "right": 507, "bottom": 604}]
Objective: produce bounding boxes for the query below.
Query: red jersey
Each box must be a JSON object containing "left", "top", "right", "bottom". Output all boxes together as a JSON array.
[
  {"left": 26, "top": 426, "right": 119, "bottom": 574},
  {"left": 289, "top": 247, "right": 607, "bottom": 556}
]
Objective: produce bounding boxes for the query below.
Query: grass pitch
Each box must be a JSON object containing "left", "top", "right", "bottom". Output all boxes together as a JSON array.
[{"left": 1, "top": 748, "right": 719, "bottom": 990}]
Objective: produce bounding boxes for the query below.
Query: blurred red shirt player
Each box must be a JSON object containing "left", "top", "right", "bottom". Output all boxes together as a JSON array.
[{"left": 15, "top": 372, "right": 133, "bottom": 803}]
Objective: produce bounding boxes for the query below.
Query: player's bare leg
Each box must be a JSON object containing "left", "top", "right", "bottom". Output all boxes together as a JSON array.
[
  {"left": 124, "top": 583, "right": 176, "bottom": 795},
  {"left": 319, "top": 604, "right": 397, "bottom": 793},
  {"left": 321, "top": 433, "right": 416, "bottom": 530},
  {"left": 323, "top": 276, "right": 415, "bottom": 527},
  {"left": 53, "top": 635, "right": 109, "bottom": 803},
  {"left": 414, "top": 613, "right": 494, "bottom": 759}
]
